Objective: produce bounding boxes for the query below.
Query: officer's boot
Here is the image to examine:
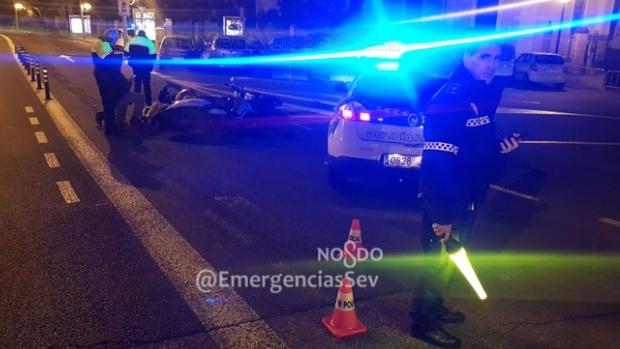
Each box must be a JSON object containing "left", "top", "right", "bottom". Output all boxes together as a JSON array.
[{"left": 411, "top": 313, "right": 461, "bottom": 349}]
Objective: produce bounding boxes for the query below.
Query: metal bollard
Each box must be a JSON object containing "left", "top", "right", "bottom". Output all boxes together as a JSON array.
[
  {"left": 24, "top": 53, "right": 30, "bottom": 71},
  {"left": 43, "top": 68, "right": 51, "bottom": 101},
  {"left": 30, "top": 57, "right": 36, "bottom": 82},
  {"left": 36, "top": 62, "right": 42, "bottom": 90}
]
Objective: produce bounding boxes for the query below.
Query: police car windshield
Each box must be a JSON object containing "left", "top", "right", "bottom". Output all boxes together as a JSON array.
[{"left": 350, "top": 73, "right": 420, "bottom": 110}]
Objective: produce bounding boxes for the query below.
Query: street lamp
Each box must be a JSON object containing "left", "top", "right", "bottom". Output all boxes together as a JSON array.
[
  {"left": 555, "top": 0, "right": 573, "bottom": 55},
  {"left": 14, "top": 2, "right": 25, "bottom": 31},
  {"left": 79, "top": 1, "right": 92, "bottom": 35}
]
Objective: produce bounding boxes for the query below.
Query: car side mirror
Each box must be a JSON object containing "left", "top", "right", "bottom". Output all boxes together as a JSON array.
[{"left": 334, "top": 82, "right": 348, "bottom": 93}]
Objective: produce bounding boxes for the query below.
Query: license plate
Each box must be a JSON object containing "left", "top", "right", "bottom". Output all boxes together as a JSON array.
[{"left": 383, "top": 154, "right": 420, "bottom": 168}]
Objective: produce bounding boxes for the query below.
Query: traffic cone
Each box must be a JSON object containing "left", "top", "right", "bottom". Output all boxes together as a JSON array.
[
  {"left": 322, "top": 278, "right": 367, "bottom": 339},
  {"left": 342, "top": 219, "right": 367, "bottom": 261}
]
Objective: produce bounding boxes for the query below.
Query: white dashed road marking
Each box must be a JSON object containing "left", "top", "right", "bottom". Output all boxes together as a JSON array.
[
  {"left": 44, "top": 153, "right": 60, "bottom": 168},
  {"left": 34, "top": 131, "right": 48, "bottom": 144},
  {"left": 2, "top": 34, "right": 288, "bottom": 349},
  {"left": 490, "top": 184, "right": 540, "bottom": 202},
  {"left": 25, "top": 106, "right": 34, "bottom": 113},
  {"left": 600, "top": 217, "right": 620, "bottom": 229},
  {"left": 29, "top": 117, "right": 40, "bottom": 125},
  {"left": 56, "top": 181, "right": 80, "bottom": 204}
]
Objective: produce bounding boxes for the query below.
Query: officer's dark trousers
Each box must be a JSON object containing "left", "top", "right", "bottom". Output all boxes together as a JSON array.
[
  {"left": 410, "top": 204, "right": 477, "bottom": 330},
  {"left": 134, "top": 68, "right": 152, "bottom": 106}
]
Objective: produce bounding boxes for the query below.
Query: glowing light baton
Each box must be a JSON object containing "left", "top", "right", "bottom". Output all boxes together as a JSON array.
[{"left": 444, "top": 239, "right": 487, "bottom": 300}]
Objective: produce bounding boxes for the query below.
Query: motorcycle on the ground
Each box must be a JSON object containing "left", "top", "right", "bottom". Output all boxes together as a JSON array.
[{"left": 144, "top": 78, "right": 282, "bottom": 131}]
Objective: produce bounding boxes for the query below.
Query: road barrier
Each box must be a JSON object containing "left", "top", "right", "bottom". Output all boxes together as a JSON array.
[
  {"left": 605, "top": 70, "right": 620, "bottom": 90},
  {"left": 15, "top": 43, "right": 52, "bottom": 100},
  {"left": 30, "top": 56, "right": 36, "bottom": 82},
  {"left": 43, "top": 68, "right": 51, "bottom": 100},
  {"left": 36, "top": 61, "right": 42, "bottom": 90}
]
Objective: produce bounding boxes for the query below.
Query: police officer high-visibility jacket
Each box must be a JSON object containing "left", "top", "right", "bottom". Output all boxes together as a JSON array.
[
  {"left": 127, "top": 35, "right": 157, "bottom": 70},
  {"left": 91, "top": 39, "right": 129, "bottom": 107},
  {"left": 419, "top": 64, "right": 505, "bottom": 225}
]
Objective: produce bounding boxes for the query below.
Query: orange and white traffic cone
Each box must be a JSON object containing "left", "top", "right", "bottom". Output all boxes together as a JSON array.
[
  {"left": 342, "top": 219, "right": 367, "bottom": 261},
  {"left": 322, "top": 278, "right": 367, "bottom": 339}
]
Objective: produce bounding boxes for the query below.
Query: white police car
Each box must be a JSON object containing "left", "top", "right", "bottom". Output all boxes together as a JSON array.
[{"left": 327, "top": 71, "right": 444, "bottom": 187}]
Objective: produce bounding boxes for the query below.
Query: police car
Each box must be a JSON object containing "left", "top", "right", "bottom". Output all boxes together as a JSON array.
[{"left": 327, "top": 71, "right": 445, "bottom": 187}]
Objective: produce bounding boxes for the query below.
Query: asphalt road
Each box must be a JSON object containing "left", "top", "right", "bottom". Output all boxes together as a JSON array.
[{"left": 1, "top": 31, "right": 620, "bottom": 349}]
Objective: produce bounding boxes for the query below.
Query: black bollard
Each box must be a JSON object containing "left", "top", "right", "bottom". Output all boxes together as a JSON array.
[
  {"left": 36, "top": 62, "right": 42, "bottom": 90},
  {"left": 30, "top": 58, "right": 36, "bottom": 82},
  {"left": 43, "top": 68, "right": 51, "bottom": 101}
]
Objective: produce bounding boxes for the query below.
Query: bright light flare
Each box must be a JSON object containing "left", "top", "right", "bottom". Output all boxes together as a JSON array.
[
  {"left": 156, "top": 12, "right": 620, "bottom": 67},
  {"left": 374, "top": 61, "right": 400, "bottom": 71},
  {"left": 14, "top": 3, "right": 25, "bottom": 10},
  {"left": 398, "top": 0, "right": 568, "bottom": 24}
]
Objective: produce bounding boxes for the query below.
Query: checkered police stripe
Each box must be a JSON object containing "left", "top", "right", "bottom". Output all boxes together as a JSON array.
[
  {"left": 465, "top": 115, "right": 491, "bottom": 127},
  {"left": 423, "top": 142, "right": 459, "bottom": 155}
]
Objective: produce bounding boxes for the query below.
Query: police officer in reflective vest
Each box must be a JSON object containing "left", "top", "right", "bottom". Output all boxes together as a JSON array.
[
  {"left": 92, "top": 29, "right": 127, "bottom": 134},
  {"left": 127, "top": 30, "right": 157, "bottom": 106},
  {"left": 411, "top": 43, "right": 520, "bottom": 348}
]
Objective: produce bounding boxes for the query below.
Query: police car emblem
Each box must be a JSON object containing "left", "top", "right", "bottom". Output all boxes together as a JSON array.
[{"left": 408, "top": 112, "right": 422, "bottom": 127}]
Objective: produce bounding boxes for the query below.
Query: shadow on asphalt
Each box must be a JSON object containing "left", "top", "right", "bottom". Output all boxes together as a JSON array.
[
  {"left": 478, "top": 169, "right": 548, "bottom": 250},
  {"left": 167, "top": 126, "right": 298, "bottom": 146},
  {"left": 106, "top": 132, "right": 165, "bottom": 190}
]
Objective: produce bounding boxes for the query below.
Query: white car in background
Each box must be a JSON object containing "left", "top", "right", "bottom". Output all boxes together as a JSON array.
[
  {"left": 327, "top": 71, "right": 444, "bottom": 188},
  {"left": 205, "top": 37, "right": 248, "bottom": 59},
  {"left": 514, "top": 52, "right": 567, "bottom": 89}
]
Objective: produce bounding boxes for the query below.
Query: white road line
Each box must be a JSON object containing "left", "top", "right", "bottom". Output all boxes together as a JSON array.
[
  {"left": 25, "top": 106, "right": 34, "bottom": 114},
  {"left": 497, "top": 107, "right": 619, "bottom": 121},
  {"left": 29, "top": 117, "right": 40, "bottom": 126},
  {"left": 490, "top": 184, "right": 540, "bottom": 202},
  {"left": 34, "top": 131, "right": 48, "bottom": 144},
  {"left": 59, "top": 55, "right": 75, "bottom": 63},
  {"left": 600, "top": 217, "right": 620, "bottom": 229},
  {"left": 56, "top": 181, "right": 80, "bottom": 204},
  {"left": 521, "top": 140, "right": 620, "bottom": 146},
  {"left": 44, "top": 153, "right": 60, "bottom": 168},
  {"left": 2, "top": 34, "right": 288, "bottom": 349}
]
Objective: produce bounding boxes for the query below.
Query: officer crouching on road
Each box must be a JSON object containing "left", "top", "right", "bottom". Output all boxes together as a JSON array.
[
  {"left": 410, "top": 43, "right": 521, "bottom": 349},
  {"left": 127, "top": 30, "right": 157, "bottom": 107}
]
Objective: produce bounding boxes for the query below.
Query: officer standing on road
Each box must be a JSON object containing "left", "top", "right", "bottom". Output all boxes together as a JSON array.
[
  {"left": 410, "top": 43, "right": 521, "bottom": 349},
  {"left": 91, "top": 29, "right": 129, "bottom": 135},
  {"left": 127, "top": 30, "right": 157, "bottom": 106}
]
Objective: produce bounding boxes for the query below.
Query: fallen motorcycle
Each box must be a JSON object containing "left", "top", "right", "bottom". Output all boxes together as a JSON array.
[{"left": 144, "top": 78, "right": 282, "bottom": 132}]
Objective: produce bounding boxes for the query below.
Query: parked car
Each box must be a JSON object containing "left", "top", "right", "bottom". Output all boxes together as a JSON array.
[
  {"left": 205, "top": 37, "right": 248, "bottom": 59},
  {"left": 158, "top": 36, "right": 205, "bottom": 68},
  {"left": 514, "top": 52, "right": 566, "bottom": 89}
]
